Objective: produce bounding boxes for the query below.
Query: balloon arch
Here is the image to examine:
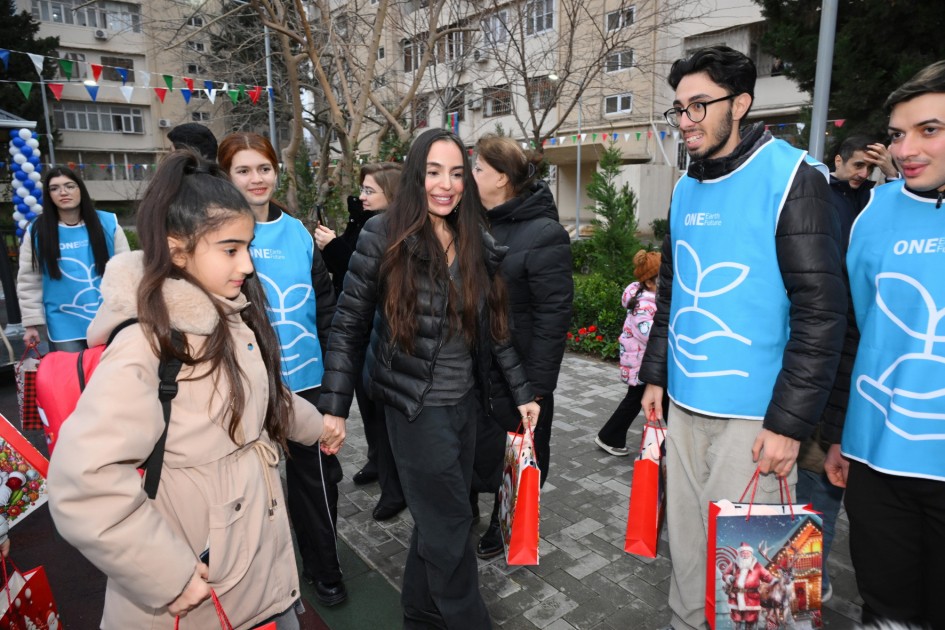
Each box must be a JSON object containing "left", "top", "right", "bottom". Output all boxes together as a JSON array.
[{"left": 7, "top": 128, "right": 44, "bottom": 240}]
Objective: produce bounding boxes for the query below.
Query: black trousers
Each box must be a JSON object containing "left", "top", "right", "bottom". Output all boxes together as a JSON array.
[
  {"left": 355, "top": 379, "right": 405, "bottom": 508},
  {"left": 386, "top": 391, "right": 491, "bottom": 630},
  {"left": 286, "top": 387, "right": 344, "bottom": 584},
  {"left": 845, "top": 460, "right": 945, "bottom": 629}
]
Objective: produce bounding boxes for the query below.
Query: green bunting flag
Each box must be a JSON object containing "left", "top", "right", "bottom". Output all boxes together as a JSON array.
[
  {"left": 58, "top": 59, "right": 73, "bottom": 80},
  {"left": 17, "top": 82, "right": 32, "bottom": 99},
  {"left": 163, "top": 74, "right": 174, "bottom": 91},
  {"left": 228, "top": 88, "right": 239, "bottom": 104}
]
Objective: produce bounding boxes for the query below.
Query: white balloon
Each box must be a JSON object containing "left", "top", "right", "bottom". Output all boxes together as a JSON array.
[
  {"left": 12, "top": 212, "right": 24, "bottom": 222},
  {"left": 18, "top": 220, "right": 28, "bottom": 229},
  {"left": 31, "top": 204, "right": 43, "bottom": 214},
  {"left": 21, "top": 162, "right": 34, "bottom": 174},
  {"left": 16, "top": 187, "right": 29, "bottom": 199},
  {"left": 13, "top": 154, "right": 26, "bottom": 165},
  {"left": 28, "top": 171, "right": 41, "bottom": 182},
  {"left": 27, "top": 138, "right": 40, "bottom": 149},
  {"left": 18, "top": 128, "right": 32, "bottom": 140},
  {"left": 8, "top": 146, "right": 17, "bottom": 156},
  {"left": 24, "top": 196, "right": 37, "bottom": 206}
]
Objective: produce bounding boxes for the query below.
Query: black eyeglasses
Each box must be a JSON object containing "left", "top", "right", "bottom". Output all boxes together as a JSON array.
[{"left": 663, "top": 94, "right": 736, "bottom": 127}]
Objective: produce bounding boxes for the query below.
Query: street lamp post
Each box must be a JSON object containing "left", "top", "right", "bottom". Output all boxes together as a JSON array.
[
  {"left": 233, "top": 1, "right": 278, "bottom": 155},
  {"left": 575, "top": 96, "right": 582, "bottom": 240}
]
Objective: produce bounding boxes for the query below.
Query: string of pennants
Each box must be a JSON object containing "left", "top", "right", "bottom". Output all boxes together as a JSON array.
[
  {"left": 0, "top": 160, "right": 159, "bottom": 171},
  {"left": 0, "top": 47, "right": 272, "bottom": 105}
]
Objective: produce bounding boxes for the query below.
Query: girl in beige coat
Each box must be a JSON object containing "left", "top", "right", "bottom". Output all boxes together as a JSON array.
[{"left": 48, "top": 151, "right": 326, "bottom": 629}]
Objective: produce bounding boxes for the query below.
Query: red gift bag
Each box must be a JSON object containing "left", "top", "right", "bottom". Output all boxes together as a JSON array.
[
  {"left": 706, "top": 469, "right": 824, "bottom": 630},
  {"left": 498, "top": 427, "right": 540, "bottom": 565},
  {"left": 0, "top": 414, "right": 49, "bottom": 529},
  {"left": 14, "top": 344, "right": 42, "bottom": 432},
  {"left": 624, "top": 412, "right": 667, "bottom": 558},
  {"left": 0, "top": 561, "right": 62, "bottom": 630},
  {"left": 174, "top": 590, "right": 276, "bottom": 629}
]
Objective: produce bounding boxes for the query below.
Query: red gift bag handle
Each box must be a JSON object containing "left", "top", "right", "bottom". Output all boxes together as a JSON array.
[
  {"left": 637, "top": 410, "right": 666, "bottom": 452},
  {"left": 174, "top": 589, "right": 233, "bottom": 630},
  {"left": 737, "top": 466, "right": 795, "bottom": 522},
  {"left": 17, "top": 341, "right": 41, "bottom": 366},
  {"left": 512, "top": 421, "right": 539, "bottom": 466},
  {"left": 1, "top": 558, "right": 21, "bottom": 612}
]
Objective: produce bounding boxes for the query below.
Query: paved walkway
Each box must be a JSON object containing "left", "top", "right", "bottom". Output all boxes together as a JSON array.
[{"left": 335, "top": 352, "right": 865, "bottom": 629}]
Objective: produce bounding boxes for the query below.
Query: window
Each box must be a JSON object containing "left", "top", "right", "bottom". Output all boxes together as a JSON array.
[
  {"left": 187, "top": 15, "right": 204, "bottom": 27},
  {"left": 100, "top": 56, "right": 134, "bottom": 83},
  {"left": 482, "top": 11, "right": 508, "bottom": 45},
  {"left": 186, "top": 63, "right": 206, "bottom": 75},
  {"left": 604, "top": 92, "right": 633, "bottom": 115},
  {"left": 437, "top": 25, "right": 469, "bottom": 63},
  {"left": 413, "top": 93, "right": 430, "bottom": 128},
  {"left": 377, "top": 46, "right": 385, "bottom": 60},
  {"left": 605, "top": 49, "right": 634, "bottom": 72},
  {"left": 32, "top": 0, "right": 99, "bottom": 27},
  {"left": 52, "top": 102, "right": 145, "bottom": 134},
  {"left": 527, "top": 75, "right": 555, "bottom": 109},
  {"left": 525, "top": 0, "right": 553, "bottom": 35},
  {"left": 606, "top": 6, "right": 635, "bottom": 31},
  {"left": 187, "top": 41, "right": 207, "bottom": 53},
  {"left": 58, "top": 51, "right": 87, "bottom": 80},
  {"left": 484, "top": 85, "right": 512, "bottom": 117},
  {"left": 101, "top": 1, "right": 140, "bottom": 32},
  {"left": 444, "top": 86, "right": 466, "bottom": 122},
  {"left": 403, "top": 37, "right": 425, "bottom": 72},
  {"left": 191, "top": 112, "right": 211, "bottom": 122}
]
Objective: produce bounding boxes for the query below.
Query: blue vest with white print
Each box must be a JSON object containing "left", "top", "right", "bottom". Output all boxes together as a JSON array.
[
  {"left": 667, "top": 139, "right": 810, "bottom": 419},
  {"left": 40, "top": 210, "right": 117, "bottom": 342},
  {"left": 842, "top": 181, "right": 945, "bottom": 481},
  {"left": 252, "top": 213, "right": 324, "bottom": 392}
]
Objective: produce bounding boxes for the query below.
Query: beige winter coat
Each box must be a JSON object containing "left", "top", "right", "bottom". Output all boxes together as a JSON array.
[{"left": 48, "top": 251, "right": 323, "bottom": 629}]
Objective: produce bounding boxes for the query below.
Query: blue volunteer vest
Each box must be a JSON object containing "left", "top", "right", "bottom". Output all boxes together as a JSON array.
[
  {"left": 252, "top": 213, "right": 324, "bottom": 392},
  {"left": 667, "top": 139, "right": 809, "bottom": 418},
  {"left": 843, "top": 181, "right": 945, "bottom": 481},
  {"left": 40, "top": 211, "right": 117, "bottom": 342}
]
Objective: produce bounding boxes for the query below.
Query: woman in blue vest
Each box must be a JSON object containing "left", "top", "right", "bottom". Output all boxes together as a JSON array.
[
  {"left": 18, "top": 167, "right": 129, "bottom": 352},
  {"left": 218, "top": 132, "right": 346, "bottom": 607}
]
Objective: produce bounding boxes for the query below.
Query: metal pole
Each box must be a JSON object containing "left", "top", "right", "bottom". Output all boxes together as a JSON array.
[
  {"left": 808, "top": 0, "right": 838, "bottom": 162},
  {"left": 38, "top": 77, "right": 56, "bottom": 165},
  {"left": 575, "top": 96, "right": 582, "bottom": 239},
  {"left": 264, "top": 24, "right": 278, "bottom": 156}
]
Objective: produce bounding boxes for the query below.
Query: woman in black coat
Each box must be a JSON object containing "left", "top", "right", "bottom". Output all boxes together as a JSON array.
[{"left": 471, "top": 133, "right": 574, "bottom": 559}]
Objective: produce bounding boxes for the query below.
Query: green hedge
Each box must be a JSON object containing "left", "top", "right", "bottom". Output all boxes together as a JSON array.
[{"left": 567, "top": 272, "right": 625, "bottom": 360}]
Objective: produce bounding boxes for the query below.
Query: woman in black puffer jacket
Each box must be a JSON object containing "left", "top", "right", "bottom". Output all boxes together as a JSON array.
[
  {"left": 471, "top": 134, "right": 574, "bottom": 559},
  {"left": 318, "top": 129, "right": 540, "bottom": 630}
]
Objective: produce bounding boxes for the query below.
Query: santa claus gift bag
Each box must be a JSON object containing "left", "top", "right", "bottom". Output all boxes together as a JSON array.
[
  {"left": 498, "top": 427, "right": 540, "bottom": 565},
  {"left": 0, "top": 561, "right": 62, "bottom": 630},
  {"left": 706, "top": 469, "right": 824, "bottom": 630}
]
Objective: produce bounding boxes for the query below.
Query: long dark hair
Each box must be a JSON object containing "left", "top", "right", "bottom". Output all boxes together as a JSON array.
[
  {"left": 135, "top": 149, "right": 292, "bottom": 450},
  {"left": 380, "top": 128, "right": 508, "bottom": 350},
  {"left": 33, "top": 167, "right": 111, "bottom": 280}
]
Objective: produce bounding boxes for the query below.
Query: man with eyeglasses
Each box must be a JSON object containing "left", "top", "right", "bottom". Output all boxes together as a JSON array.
[{"left": 638, "top": 45, "right": 847, "bottom": 630}]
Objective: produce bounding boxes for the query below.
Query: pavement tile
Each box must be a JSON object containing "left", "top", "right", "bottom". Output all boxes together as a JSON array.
[
  {"left": 540, "top": 569, "right": 599, "bottom": 604},
  {"left": 561, "top": 595, "right": 621, "bottom": 629},
  {"left": 559, "top": 517, "right": 606, "bottom": 540},
  {"left": 523, "top": 592, "right": 579, "bottom": 628},
  {"left": 563, "top": 550, "right": 611, "bottom": 580}
]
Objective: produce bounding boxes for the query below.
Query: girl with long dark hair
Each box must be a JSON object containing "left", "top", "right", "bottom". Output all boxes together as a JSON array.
[
  {"left": 17, "top": 167, "right": 129, "bottom": 351},
  {"left": 318, "top": 128, "right": 540, "bottom": 628},
  {"left": 48, "top": 150, "right": 324, "bottom": 629}
]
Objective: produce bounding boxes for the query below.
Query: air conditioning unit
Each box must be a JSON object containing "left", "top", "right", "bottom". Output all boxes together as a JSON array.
[
  {"left": 93, "top": 28, "right": 110, "bottom": 40},
  {"left": 473, "top": 48, "right": 490, "bottom": 63},
  {"left": 158, "top": 118, "right": 172, "bottom": 128},
  {"left": 467, "top": 97, "right": 482, "bottom": 111}
]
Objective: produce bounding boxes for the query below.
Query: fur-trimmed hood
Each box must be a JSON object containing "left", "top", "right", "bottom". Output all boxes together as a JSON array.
[{"left": 87, "top": 250, "right": 244, "bottom": 345}]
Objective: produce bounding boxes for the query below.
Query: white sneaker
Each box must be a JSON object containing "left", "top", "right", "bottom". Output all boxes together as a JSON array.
[
  {"left": 822, "top": 582, "right": 833, "bottom": 603},
  {"left": 594, "top": 436, "right": 630, "bottom": 456}
]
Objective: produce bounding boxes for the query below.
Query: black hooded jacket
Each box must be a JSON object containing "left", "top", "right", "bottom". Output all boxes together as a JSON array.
[
  {"left": 638, "top": 123, "right": 848, "bottom": 441},
  {"left": 487, "top": 181, "right": 573, "bottom": 399}
]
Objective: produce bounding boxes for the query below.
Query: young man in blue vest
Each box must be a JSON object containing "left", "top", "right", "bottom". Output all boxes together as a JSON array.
[
  {"left": 638, "top": 46, "right": 847, "bottom": 630},
  {"left": 823, "top": 60, "right": 945, "bottom": 629}
]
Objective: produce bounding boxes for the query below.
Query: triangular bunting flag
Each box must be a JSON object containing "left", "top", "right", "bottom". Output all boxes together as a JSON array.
[
  {"left": 57, "top": 58, "right": 73, "bottom": 79},
  {"left": 580, "top": 133, "right": 587, "bottom": 142},
  {"left": 591, "top": 133, "right": 598, "bottom": 141},
  {"left": 571, "top": 135, "right": 576, "bottom": 143},
  {"left": 635, "top": 132, "right": 642, "bottom": 140},
  {"left": 0, "top": 49, "right": 9, "bottom": 71},
  {"left": 206, "top": 89, "right": 217, "bottom": 104},
  {"left": 48, "top": 83, "right": 64, "bottom": 101},
  {"left": 765, "top": 125, "right": 770, "bottom": 131},
  {"left": 672, "top": 130, "right": 680, "bottom": 140},
  {"left": 834, "top": 119, "right": 845, "bottom": 127},
  {"left": 647, "top": 130, "right": 653, "bottom": 138},
  {"left": 163, "top": 74, "right": 174, "bottom": 91},
  {"left": 660, "top": 130, "right": 666, "bottom": 140},
  {"left": 249, "top": 85, "right": 263, "bottom": 104},
  {"left": 612, "top": 133, "right": 619, "bottom": 141},
  {"left": 28, "top": 53, "right": 45, "bottom": 77},
  {"left": 90, "top": 63, "right": 103, "bottom": 82},
  {"left": 559, "top": 136, "right": 565, "bottom": 145},
  {"left": 183, "top": 77, "right": 194, "bottom": 91},
  {"left": 85, "top": 84, "right": 99, "bottom": 101},
  {"left": 181, "top": 88, "right": 192, "bottom": 104},
  {"left": 17, "top": 82, "right": 32, "bottom": 99},
  {"left": 139, "top": 70, "right": 151, "bottom": 87},
  {"left": 204, "top": 80, "right": 214, "bottom": 92},
  {"left": 117, "top": 67, "right": 128, "bottom": 84},
  {"left": 238, "top": 84, "right": 247, "bottom": 98},
  {"left": 228, "top": 88, "right": 240, "bottom": 104},
  {"left": 550, "top": 138, "right": 557, "bottom": 145},
  {"left": 120, "top": 85, "right": 134, "bottom": 103},
  {"left": 268, "top": 87, "right": 274, "bottom": 102},
  {"left": 797, "top": 122, "right": 806, "bottom": 132},
  {"left": 624, "top": 133, "right": 631, "bottom": 141},
  {"left": 154, "top": 87, "right": 167, "bottom": 103}
]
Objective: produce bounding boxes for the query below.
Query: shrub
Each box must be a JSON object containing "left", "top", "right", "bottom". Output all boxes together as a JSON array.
[
  {"left": 650, "top": 217, "right": 669, "bottom": 243},
  {"left": 568, "top": 273, "right": 625, "bottom": 360},
  {"left": 123, "top": 228, "right": 139, "bottom": 251}
]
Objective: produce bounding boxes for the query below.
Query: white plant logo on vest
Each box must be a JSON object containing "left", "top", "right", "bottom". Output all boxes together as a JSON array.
[
  {"left": 857, "top": 272, "right": 945, "bottom": 441},
  {"left": 669, "top": 240, "right": 752, "bottom": 377},
  {"left": 258, "top": 272, "right": 321, "bottom": 378},
  {"left": 57, "top": 257, "right": 104, "bottom": 322}
]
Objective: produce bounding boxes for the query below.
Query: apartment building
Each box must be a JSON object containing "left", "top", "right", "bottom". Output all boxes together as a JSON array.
[{"left": 17, "top": 0, "right": 229, "bottom": 207}]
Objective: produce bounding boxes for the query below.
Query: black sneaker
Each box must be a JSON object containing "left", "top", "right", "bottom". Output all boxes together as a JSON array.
[
  {"left": 313, "top": 580, "right": 348, "bottom": 607},
  {"left": 476, "top": 522, "right": 504, "bottom": 560}
]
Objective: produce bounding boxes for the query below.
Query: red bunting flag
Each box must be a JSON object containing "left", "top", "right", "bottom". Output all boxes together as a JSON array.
[
  {"left": 183, "top": 77, "right": 194, "bottom": 91},
  {"left": 834, "top": 119, "right": 846, "bottom": 127},
  {"left": 248, "top": 85, "right": 263, "bottom": 104},
  {"left": 647, "top": 130, "right": 653, "bottom": 138},
  {"left": 48, "top": 83, "right": 64, "bottom": 101},
  {"left": 154, "top": 87, "right": 168, "bottom": 103},
  {"left": 90, "top": 63, "right": 103, "bottom": 82}
]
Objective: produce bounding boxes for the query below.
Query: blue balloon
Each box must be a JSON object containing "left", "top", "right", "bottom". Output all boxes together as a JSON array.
[
  {"left": 12, "top": 137, "right": 24, "bottom": 147},
  {"left": 16, "top": 203, "right": 27, "bottom": 213},
  {"left": 16, "top": 228, "right": 24, "bottom": 238},
  {"left": 25, "top": 211, "right": 36, "bottom": 220},
  {"left": 9, "top": 162, "right": 20, "bottom": 172},
  {"left": 9, "top": 130, "right": 18, "bottom": 139},
  {"left": 22, "top": 179, "right": 35, "bottom": 190},
  {"left": 13, "top": 171, "right": 27, "bottom": 181},
  {"left": 20, "top": 146, "right": 32, "bottom": 158},
  {"left": 28, "top": 155, "right": 40, "bottom": 166}
]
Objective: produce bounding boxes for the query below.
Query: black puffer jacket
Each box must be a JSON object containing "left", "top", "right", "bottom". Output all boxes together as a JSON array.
[
  {"left": 320, "top": 205, "right": 379, "bottom": 297},
  {"left": 318, "top": 214, "right": 534, "bottom": 422},
  {"left": 487, "top": 181, "right": 573, "bottom": 399},
  {"left": 638, "top": 123, "right": 847, "bottom": 441}
]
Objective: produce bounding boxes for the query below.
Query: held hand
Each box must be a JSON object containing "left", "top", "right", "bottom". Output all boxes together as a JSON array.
[
  {"left": 313, "top": 224, "right": 337, "bottom": 251},
  {"left": 0, "top": 539, "right": 9, "bottom": 558},
  {"left": 168, "top": 562, "right": 210, "bottom": 618},
  {"left": 824, "top": 443, "right": 850, "bottom": 488},
  {"left": 517, "top": 401, "right": 541, "bottom": 431},
  {"left": 23, "top": 327, "right": 40, "bottom": 346},
  {"left": 865, "top": 143, "right": 899, "bottom": 179},
  {"left": 320, "top": 414, "right": 347, "bottom": 455},
  {"left": 751, "top": 429, "right": 800, "bottom": 478},
  {"left": 641, "top": 384, "right": 665, "bottom": 421}
]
